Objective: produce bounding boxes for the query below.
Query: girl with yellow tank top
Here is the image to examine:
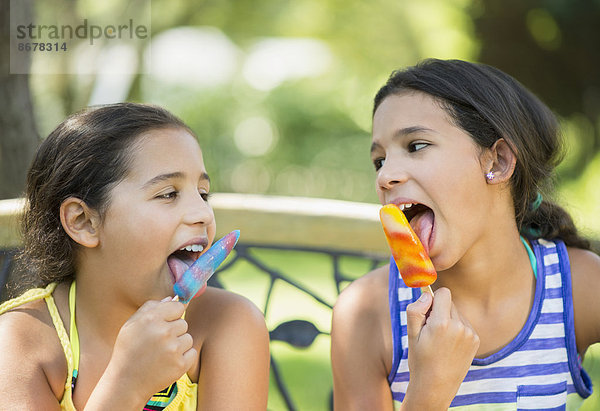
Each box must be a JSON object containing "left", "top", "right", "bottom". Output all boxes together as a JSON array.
[{"left": 0, "top": 103, "right": 270, "bottom": 410}]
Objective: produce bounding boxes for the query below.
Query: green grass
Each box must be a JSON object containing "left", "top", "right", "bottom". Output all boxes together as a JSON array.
[
  {"left": 268, "top": 337, "right": 332, "bottom": 411},
  {"left": 581, "top": 344, "right": 600, "bottom": 410}
]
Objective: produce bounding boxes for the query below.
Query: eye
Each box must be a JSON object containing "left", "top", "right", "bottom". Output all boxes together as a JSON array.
[
  {"left": 408, "top": 142, "right": 429, "bottom": 153},
  {"left": 156, "top": 190, "right": 178, "bottom": 200},
  {"left": 199, "top": 187, "right": 211, "bottom": 202},
  {"left": 373, "top": 157, "right": 385, "bottom": 171}
]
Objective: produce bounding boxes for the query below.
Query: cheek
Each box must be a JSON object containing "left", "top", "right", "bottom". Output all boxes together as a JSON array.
[
  {"left": 207, "top": 215, "right": 217, "bottom": 244},
  {"left": 105, "top": 206, "right": 173, "bottom": 252},
  {"left": 376, "top": 185, "right": 385, "bottom": 204},
  {"left": 440, "top": 163, "right": 489, "bottom": 239},
  {"left": 374, "top": 171, "right": 386, "bottom": 203},
  {"left": 440, "top": 155, "right": 483, "bottom": 196}
]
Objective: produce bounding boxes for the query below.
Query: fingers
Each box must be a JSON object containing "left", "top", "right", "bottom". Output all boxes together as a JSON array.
[
  {"left": 427, "top": 288, "right": 480, "bottom": 353},
  {"left": 177, "top": 331, "right": 194, "bottom": 353},
  {"left": 449, "top": 304, "right": 480, "bottom": 354},
  {"left": 171, "top": 318, "right": 189, "bottom": 337},
  {"left": 428, "top": 287, "right": 452, "bottom": 321},
  {"left": 406, "top": 291, "right": 433, "bottom": 340},
  {"left": 172, "top": 295, "right": 192, "bottom": 312},
  {"left": 450, "top": 300, "right": 460, "bottom": 320},
  {"left": 155, "top": 298, "right": 187, "bottom": 321},
  {"left": 181, "top": 346, "right": 198, "bottom": 370},
  {"left": 432, "top": 288, "right": 477, "bottom": 332},
  {"left": 450, "top": 303, "right": 474, "bottom": 330},
  {"left": 407, "top": 287, "right": 478, "bottom": 338}
]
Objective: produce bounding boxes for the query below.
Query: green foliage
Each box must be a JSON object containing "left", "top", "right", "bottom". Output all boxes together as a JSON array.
[
  {"left": 30, "top": 0, "right": 478, "bottom": 205},
  {"left": 26, "top": 0, "right": 599, "bottom": 237}
]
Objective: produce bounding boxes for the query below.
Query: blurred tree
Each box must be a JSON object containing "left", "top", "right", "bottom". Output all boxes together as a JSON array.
[
  {"left": 141, "top": 0, "right": 476, "bottom": 202},
  {"left": 0, "top": 0, "right": 39, "bottom": 199},
  {"left": 472, "top": 0, "right": 600, "bottom": 179},
  {"left": 6, "top": 0, "right": 479, "bottom": 203}
]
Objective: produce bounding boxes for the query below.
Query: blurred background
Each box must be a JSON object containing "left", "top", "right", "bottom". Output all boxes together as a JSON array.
[
  {"left": 3, "top": 1, "right": 600, "bottom": 409},
  {"left": 2, "top": 0, "right": 599, "bottom": 242}
]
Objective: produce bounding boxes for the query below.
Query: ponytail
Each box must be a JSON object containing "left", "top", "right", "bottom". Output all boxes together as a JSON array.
[{"left": 520, "top": 195, "right": 591, "bottom": 250}]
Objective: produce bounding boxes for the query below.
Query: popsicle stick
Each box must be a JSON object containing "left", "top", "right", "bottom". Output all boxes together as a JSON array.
[{"left": 420, "top": 285, "right": 434, "bottom": 296}]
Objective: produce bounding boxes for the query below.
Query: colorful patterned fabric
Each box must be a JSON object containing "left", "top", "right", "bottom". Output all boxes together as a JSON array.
[
  {"left": 144, "top": 382, "right": 179, "bottom": 410},
  {"left": 388, "top": 238, "right": 592, "bottom": 410}
]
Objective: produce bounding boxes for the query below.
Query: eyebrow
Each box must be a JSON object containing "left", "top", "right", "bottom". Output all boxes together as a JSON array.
[
  {"left": 142, "top": 172, "right": 210, "bottom": 189},
  {"left": 370, "top": 126, "right": 437, "bottom": 153}
]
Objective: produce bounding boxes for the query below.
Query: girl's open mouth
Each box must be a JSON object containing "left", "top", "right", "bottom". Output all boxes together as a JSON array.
[
  {"left": 402, "top": 203, "right": 435, "bottom": 254},
  {"left": 167, "top": 249, "right": 202, "bottom": 283}
]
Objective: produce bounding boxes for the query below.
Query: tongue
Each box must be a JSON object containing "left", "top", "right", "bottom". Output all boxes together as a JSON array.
[
  {"left": 409, "top": 209, "right": 434, "bottom": 254},
  {"left": 167, "top": 255, "right": 194, "bottom": 283}
]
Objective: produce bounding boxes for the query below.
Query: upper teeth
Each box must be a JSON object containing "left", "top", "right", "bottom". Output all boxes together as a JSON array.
[
  {"left": 180, "top": 244, "right": 204, "bottom": 252},
  {"left": 399, "top": 203, "right": 416, "bottom": 211}
]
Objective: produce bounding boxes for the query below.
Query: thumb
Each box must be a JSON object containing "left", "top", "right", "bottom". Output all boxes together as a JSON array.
[
  {"left": 406, "top": 292, "right": 433, "bottom": 342},
  {"left": 172, "top": 295, "right": 191, "bottom": 311}
]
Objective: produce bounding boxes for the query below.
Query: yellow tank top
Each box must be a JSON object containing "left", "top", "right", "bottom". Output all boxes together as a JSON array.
[{"left": 0, "top": 282, "right": 198, "bottom": 410}]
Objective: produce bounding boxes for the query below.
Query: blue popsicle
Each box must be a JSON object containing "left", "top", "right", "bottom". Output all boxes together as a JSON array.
[{"left": 173, "top": 230, "right": 240, "bottom": 303}]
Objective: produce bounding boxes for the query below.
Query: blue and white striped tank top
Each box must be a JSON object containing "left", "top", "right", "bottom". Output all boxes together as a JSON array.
[{"left": 388, "top": 238, "right": 592, "bottom": 410}]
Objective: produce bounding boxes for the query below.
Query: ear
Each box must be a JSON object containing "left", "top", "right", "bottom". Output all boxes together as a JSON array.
[
  {"left": 59, "top": 197, "right": 101, "bottom": 248},
  {"left": 484, "top": 138, "right": 517, "bottom": 184}
]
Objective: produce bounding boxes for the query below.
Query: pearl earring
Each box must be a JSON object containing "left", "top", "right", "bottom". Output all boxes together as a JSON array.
[{"left": 486, "top": 171, "right": 495, "bottom": 182}]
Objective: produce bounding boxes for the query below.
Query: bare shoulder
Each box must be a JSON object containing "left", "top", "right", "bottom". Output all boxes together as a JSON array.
[
  {"left": 185, "top": 287, "right": 270, "bottom": 408},
  {"left": 569, "top": 246, "right": 600, "bottom": 278},
  {"left": 334, "top": 263, "right": 390, "bottom": 321},
  {"left": 332, "top": 263, "right": 391, "bottom": 361},
  {"left": 331, "top": 264, "right": 395, "bottom": 408},
  {"left": 0, "top": 297, "right": 62, "bottom": 357},
  {"left": 185, "top": 286, "right": 267, "bottom": 341},
  {"left": 568, "top": 246, "right": 600, "bottom": 353},
  {"left": 0, "top": 297, "right": 67, "bottom": 404}
]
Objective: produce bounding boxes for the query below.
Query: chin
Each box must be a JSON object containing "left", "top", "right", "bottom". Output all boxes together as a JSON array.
[{"left": 429, "top": 251, "right": 453, "bottom": 273}]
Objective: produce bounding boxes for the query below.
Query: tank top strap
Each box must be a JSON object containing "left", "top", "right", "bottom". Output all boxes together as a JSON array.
[
  {"left": 44, "top": 284, "right": 77, "bottom": 410},
  {"left": 0, "top": 282, "right": 56, "bottom": 313},
  {"left": 68, "top": 280, "right": 80, "bottom": 389}
]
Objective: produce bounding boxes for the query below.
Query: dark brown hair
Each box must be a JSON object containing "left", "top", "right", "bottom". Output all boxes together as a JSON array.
[
  {"left": 374, "top": 59, "right": 590, "bottom": 250},
  {"left": 18, "top": 103, "right": 193, "bottom": 289}
]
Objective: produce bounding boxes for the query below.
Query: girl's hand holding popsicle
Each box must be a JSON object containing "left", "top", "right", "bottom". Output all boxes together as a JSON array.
[
  {"left": 402, "top": 289, "right": 480, "bottom": 410},
  {"left": 90, "top": 298, "right": 195, "bottom": 409}
]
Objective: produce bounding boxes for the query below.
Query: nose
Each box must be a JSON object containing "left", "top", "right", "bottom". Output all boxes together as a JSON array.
[
  {"left": 182, "top": 191, "right": 214, "bottom": 226},
  {"left": 376, "top": 158, "right": 409, "bottom": 192}
]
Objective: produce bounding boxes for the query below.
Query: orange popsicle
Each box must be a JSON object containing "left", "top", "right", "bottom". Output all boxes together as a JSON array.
[{"left": 380, "top": 204, "right": 437, "bottom": 292}]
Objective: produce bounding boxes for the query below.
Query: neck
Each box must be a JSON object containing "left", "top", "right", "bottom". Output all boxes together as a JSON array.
[
  {"left": 434, "top": 224, "right": 535, "bottom": 310},
  {"left": 73, "top": 273, "right": 139, "bottom": 345}
]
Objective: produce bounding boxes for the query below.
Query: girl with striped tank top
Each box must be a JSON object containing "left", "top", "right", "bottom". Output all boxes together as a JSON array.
[
  {"left": 0, "top": 103, "right": 270, "bottom": 410},
  {"left": 331, "top": 59, "right": 600, "bottom": 410}
]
